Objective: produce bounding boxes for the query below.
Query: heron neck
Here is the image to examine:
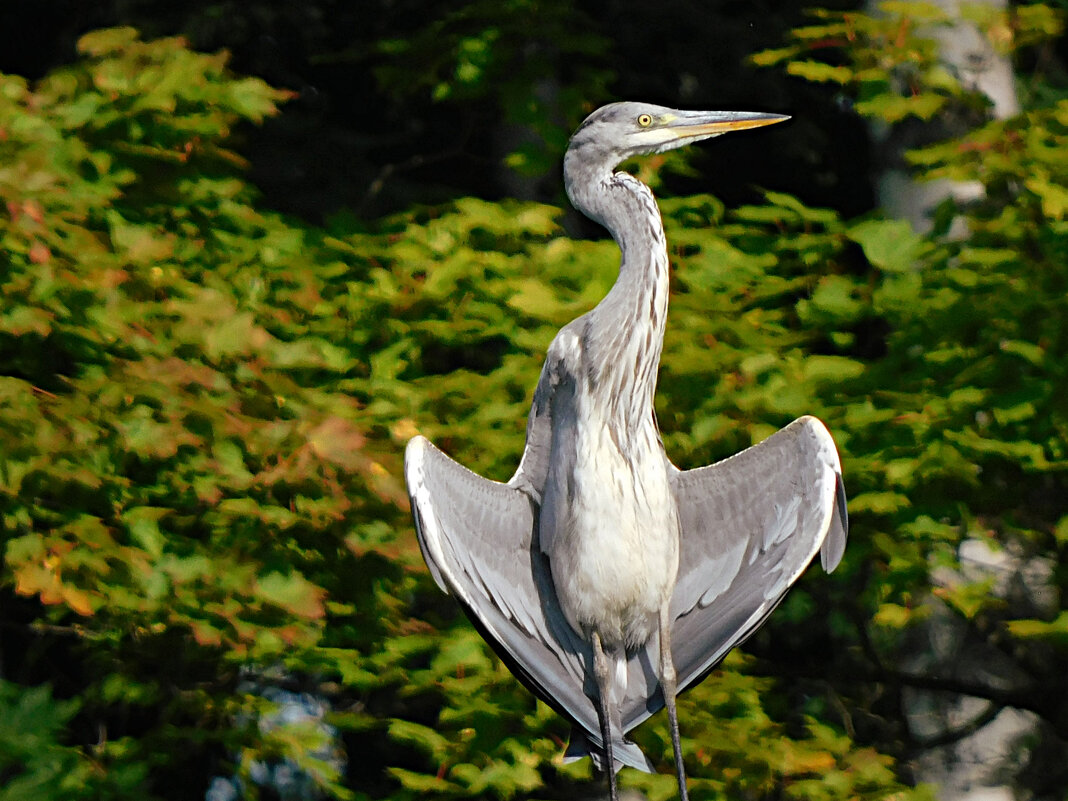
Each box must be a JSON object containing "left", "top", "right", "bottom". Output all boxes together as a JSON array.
[{"left": 571, "top": 169, "right": 670, "bottom": 430}]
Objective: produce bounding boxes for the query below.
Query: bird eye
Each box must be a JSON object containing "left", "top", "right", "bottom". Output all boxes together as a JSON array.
[{"left": 637, "top": 114, "right": 653, "bottom": 127}]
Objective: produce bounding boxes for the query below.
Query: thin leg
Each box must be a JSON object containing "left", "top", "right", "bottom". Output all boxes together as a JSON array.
[
  {"left": 591, "top": 631, "right": 618, "bottom": 801},
  {"left": 659, "top": 607, "right": 689, "bottom": 801}
]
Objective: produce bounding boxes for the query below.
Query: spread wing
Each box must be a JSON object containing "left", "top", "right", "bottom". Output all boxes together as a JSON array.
[
  {"left": 620, "top": 415, "right": 848, "bottom": 732},
  {"left": 405, "top": 433, "right": 654, "bottom": 772},
  {"left": 508, "top": 321, "right": 585, "bottom": 503}
]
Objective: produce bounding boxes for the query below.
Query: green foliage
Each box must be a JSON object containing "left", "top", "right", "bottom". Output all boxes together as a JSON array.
[
  {"left": 751, "top": 7, "right": 1068, "bottom": 789},
  {"left": 0, "top": 28, "right": 404, "bottom": 799},
  {"left": 0, "top": 683, "right": 139, "bottom": 801},
  {"left": 3, "top": 19, "right": 1068, "bottom": 801},
  {"left": 753, "top": 1, "right": 1064, "bottom": 124},
  {"left": 373, "top": 1, "right": 611, "bottom": 177},
  {"left": 908, "top": 99, "right": 1068, "bottom": 221}
]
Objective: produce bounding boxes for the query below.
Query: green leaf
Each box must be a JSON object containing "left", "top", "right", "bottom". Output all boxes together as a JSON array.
[
  {"left": 204, "top": 311, "right": 262, "bottom": 359},
  {"left": 77, "top": 27, "right": 140, "bottom": 56},
  {"left": 750, "top": 46, "right": 802, "bottom": 67},
  {"left": 934, "top": 578, "right": 997, "bottom": 619},
  {"left": 855, "top": 92, "right": 946, "bottom": 123},
  {"left": 873, "top": 603, "right": 923, "bottom": 628},
  {"left": 848, "top": 219, "right": 927, "bottom": 272},
  {"left": 255, "top": 571, "right": 326, "bottom": 620},
  {"left": 507, "top": 278, "right": 565, "bottom": 320},
  {"left": 1005, "top": 612, "right": 1068, "bottom": 641},
  {"left": 849, "top": 492, "right": 911, "bottom": 514},
  {"left": 388, "top": 767, "right": 460, "bottom": 792},
  {"left": 786, "top": 60, "right": 854, "bottom": 84},
  {"left": 388, "top": 719, "right": 450, "bottom": 757},
  {"left": 1055, "top": 516, "right": 1068, "bottom": 546},
  {"left": 999, "top": 339, "right": 1045, "bottom": 366},
  {"left": 121, "top": 506, "right": 170, "bottom": 558},
  {"left": 803, "top": 355, "right": 866, "bottom": 384}
]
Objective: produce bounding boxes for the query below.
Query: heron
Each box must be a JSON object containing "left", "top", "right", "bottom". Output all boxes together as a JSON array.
[{"left": 405, "top": 101, "right": 848, "bottom": 801}]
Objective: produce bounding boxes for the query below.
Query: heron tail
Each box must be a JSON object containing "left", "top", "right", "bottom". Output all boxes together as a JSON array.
[{"left": 562, "top": 725, "right": 655, "bottom": 774}]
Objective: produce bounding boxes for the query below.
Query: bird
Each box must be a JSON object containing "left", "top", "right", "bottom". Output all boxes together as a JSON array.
[{"left": 404, "top": 101, "right": 848, "bottom": 801}]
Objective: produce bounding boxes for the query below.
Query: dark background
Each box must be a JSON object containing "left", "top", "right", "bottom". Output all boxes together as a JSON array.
[{"left": 0, "top": 0, "right": 876, "bottom": 223}]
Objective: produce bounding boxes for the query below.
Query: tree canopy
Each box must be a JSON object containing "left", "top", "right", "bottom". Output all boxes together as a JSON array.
[{"left": 1, "top": 4, "right": 1067, "bottom": 800}]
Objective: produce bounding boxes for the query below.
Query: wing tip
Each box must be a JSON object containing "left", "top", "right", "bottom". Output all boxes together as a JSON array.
[
  {"left": 797, "top": 417, "right": 848, "bottom": 573},
  {"left": 405, "top": 433, "right": 429, "bottom": 467},
  {"left": 795, "top": 415, "right": 840, "bottom": 458},
  {"left": 788, "top": 416, "right": 848, "bottom": 573},
  {"left": 403, "top": 435, "right": 450, "bottom": 594},
  {"left": 405, "top": 435, "right": 436, "bottom": 499},
  {"left": 820, "top": 472, "right": 849, "bottom": 572}
]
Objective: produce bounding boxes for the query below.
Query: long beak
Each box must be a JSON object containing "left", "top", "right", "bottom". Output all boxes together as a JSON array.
[{"left": 663, "top": 110, "right": 789, "bottom": 140}]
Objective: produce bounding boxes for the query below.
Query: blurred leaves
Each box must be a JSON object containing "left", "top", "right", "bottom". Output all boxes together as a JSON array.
[
  {"left": 2, "top": 15, "right": 1068, "bottom": 801},
  {"left": 371, "top": 0, "right": 611, "bottom": 178},
  {"left": 0, "top": 28, "right": 403, "bottom": 799},
  {"left": 754, "top": 1, "right": 1064, "bottom": 125}
]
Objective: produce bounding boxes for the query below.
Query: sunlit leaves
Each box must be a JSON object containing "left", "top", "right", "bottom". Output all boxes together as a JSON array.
[
  {"left": 0, "top": 29, "right": 405, "bottom": 799},
  {"left": 959, "top": 1, "right": 1064, "bottom": 53},
  {"left": 848, "top": 218, "right": 931, "bottom": 273},
  {"left": 4, "top": 17, "right": 1068, "bottom": 801},
  {"left": 785, "top": 61, "right": 854, "bottom": 85},
  {"left": 1005, "top": 611, "right": 1068, "bottom": 642},
  {"left": 854, "top": 91, "right": 947, "bottom": 123},
  {"left": 753, "top": 1, "right": 1063, "bottom": 125},
  {"left": 255, "top": 571, "right": 327, "bottom": 620}
]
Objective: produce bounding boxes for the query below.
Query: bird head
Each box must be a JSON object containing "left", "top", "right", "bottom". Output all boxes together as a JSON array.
[{"left": 567, "top": 101, "right": 788, "bottom": 171}]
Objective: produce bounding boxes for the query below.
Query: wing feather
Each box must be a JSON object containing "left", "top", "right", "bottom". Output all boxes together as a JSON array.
[
  {"left": 619, "top": 415, "right": 847, "bottom": 732},
  {"left": 405, "top": 434, "right": 652, "bottom": 771},
  {"left": 509, "top": 322, "right": 584, "bottom": 503}
]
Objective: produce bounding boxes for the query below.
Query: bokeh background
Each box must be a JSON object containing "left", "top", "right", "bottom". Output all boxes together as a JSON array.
[{"left": 0, "top": 2, "right": 1066, "bottom": 800}]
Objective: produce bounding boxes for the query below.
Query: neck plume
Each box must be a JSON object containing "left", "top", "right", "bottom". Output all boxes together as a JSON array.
[{"left": 564, "top": 157, "right": 670, "bottom": 432}]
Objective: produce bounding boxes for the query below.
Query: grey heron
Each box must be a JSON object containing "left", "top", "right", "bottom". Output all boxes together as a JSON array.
[{"left": 405, "top": 101, "right": 848, "bottom": 801}]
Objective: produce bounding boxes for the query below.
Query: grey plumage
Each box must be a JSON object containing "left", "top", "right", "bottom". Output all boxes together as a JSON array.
[{"left": 405, "top": 101, "right": 848, "bottom": 800}]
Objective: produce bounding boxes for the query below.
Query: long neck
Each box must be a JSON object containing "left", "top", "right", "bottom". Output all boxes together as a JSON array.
[{"left": 565, "top": 161, "right": 670, "bottom": 431}]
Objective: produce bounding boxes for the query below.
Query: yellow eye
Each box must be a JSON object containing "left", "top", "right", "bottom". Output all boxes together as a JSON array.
[{"left": 637, "top": 114, "right": 653, "bottom": 127}]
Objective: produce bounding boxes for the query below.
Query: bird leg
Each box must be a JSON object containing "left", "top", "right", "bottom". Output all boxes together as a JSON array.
[
  {"left": 659, "top": 607, "right": 689, "bottom": 801},
  {"left": 591, "top": 631, "right": 618, "bottom": 801}
]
